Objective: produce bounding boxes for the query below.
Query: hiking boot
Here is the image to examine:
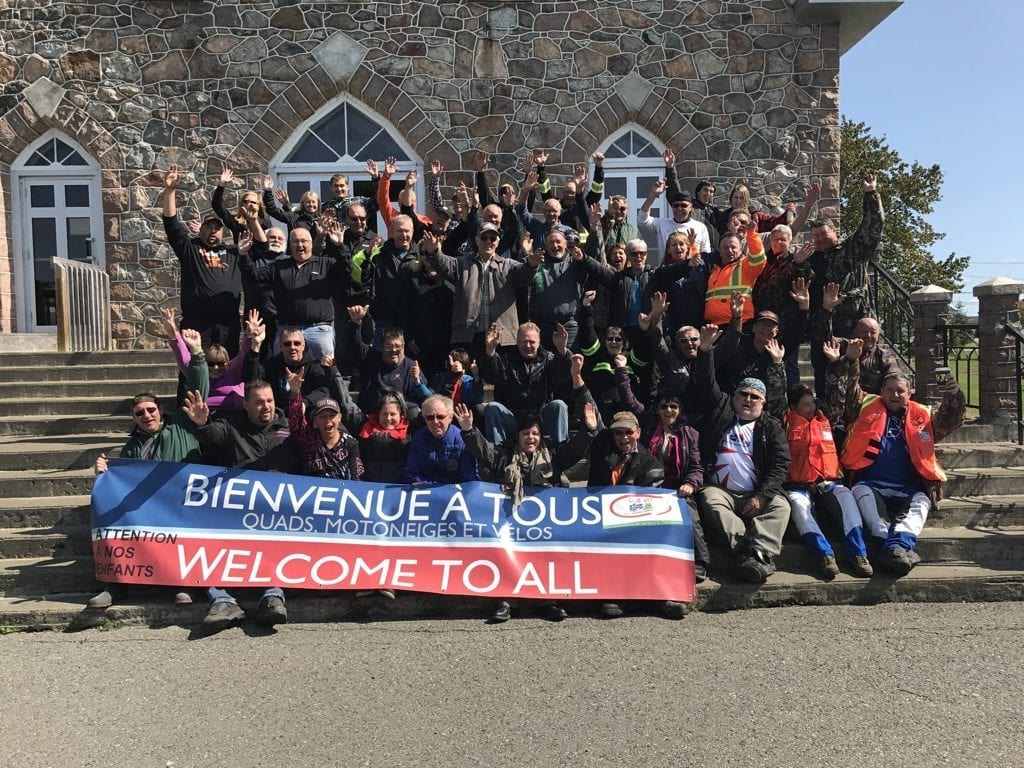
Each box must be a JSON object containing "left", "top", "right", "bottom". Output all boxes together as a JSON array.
[
  {"left": 87, "top": 589, "right": 113, "bottom": 609},
  {"left": 538, "top": 603, "right": 569, "bottom": 622},
  {"left": 661, "top": 601, "right": 689, "bottom": 620},
  {"left": 694, "top": 563, "right": 709, "bottom": 584},
  {"left": 599, "top": 602, "right": 624, "bottom": 619},
  {"left": 490, "top": 601, "right": 511, "bottom": 623},
  {"left": 738, "top": 548, "right": 776, "bottom": 583},
  {"left": 819, "top": 555, "right": 840, "bottom": 580},
  {"left": 255, "top": 595, "right": 287, "bottom": 627},
  {"left": 877, "top": 545, "right": 913, "bottom": 576},
  {"left": 202, "top": 601, "right": 245, "bottom": 634},
  {"left": 849, "top": 555, "right": 874, "bottom": 578}
]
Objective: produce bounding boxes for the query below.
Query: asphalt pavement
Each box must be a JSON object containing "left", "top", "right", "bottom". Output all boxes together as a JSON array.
[{"left": 2, "top": 602, "right": 1022, "bottom": 768}]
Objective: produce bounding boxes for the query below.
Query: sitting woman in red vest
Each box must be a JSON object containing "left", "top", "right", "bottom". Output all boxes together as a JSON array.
[
  {"left": 840, "top": 359, "right": 965, "bottom": 575},
  {"left": 784, "top": 338, "right": 872, "bottom": 579}
]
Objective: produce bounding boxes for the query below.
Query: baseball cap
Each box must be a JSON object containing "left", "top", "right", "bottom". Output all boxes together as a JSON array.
[
  {"left": 609, "top": 411, "right": 640, "bottom": 431},
  {"left": 312, "top": 398, "right": 341, "bottom": 417}
]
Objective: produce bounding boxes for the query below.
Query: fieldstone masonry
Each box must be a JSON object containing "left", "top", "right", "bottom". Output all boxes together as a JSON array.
[
  {"left": 0, "top": 0, "right": 842, "bottom": 346},
  {"left": 974, "top": 277, "right": 1024, "bottom": 435}
]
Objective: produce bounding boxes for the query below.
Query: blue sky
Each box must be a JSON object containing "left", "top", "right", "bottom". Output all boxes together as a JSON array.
[{"left": 841, "top": 0, "right": 1024, "bottom": 314}]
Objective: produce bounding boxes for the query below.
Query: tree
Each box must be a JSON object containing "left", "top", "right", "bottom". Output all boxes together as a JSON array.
[{"left": 839, "top": 118, "right": 968, "bottom": 292}]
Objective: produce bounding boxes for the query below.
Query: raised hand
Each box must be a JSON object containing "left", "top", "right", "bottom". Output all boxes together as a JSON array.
[
  {"left": 181, "top": 389, "right": 210, "bottom": 426},
  {"left": 365, "top": 159, "right": 379, "bottom": 179},
  {"left": 699, "top": 324, "right": 722, "bottom": 352},
  {"left": 453, "top": 402, "right": 474, "bottom": 431},
  {"left": 822, "top": 282, "right": 845, "bottom": 312},
  {"left": 469, "top": 358, "right": 479, "bottom": 379},
  {"left": 650, "top": 290, "right": 669, "bottom": 317},
  {"left": 638, "top": 312, "right": 652, "bottom": 332},
  {"left": 164, "top": 164, "right": 181, "bottom": 189},
  {"left": 219, "top": 168, "right": 234, "bottom": 186},
  {"left": 405, "top": 169, "right": 418, "bottom": 188},
  {"left": 793, "top": 241, "right": 815, "bottom": 263},
  {"left": 420, "top": 229, "right": 440, "bottom": 254},
  {"left": 524, "top": 170, "right": 539, "bottom": 190},
  {"left": 181, "top": 328, "right": 203, "bottom": 355},
  {"left": 410, "top": 358, "right": 422, "bottom": 384},
  {"left": 245, "top": 308, "right": 263, "bottom": 337},
  {"left": 650, "top": 178, "right": 667, "bottom": 197},
  {"left": 581, "top": 289, "right": 596, "bottom": 308},
  {"left": 533, "top": 149, "right": 549, "bottom": 165},
  {"left": 569, "top": 244, "right": 585, "bottom": 262},
  {"left": 591, "top": 151, "right": 604, "bottom": 168},
  {"left": 573, "top": 164, "right": 587, "bottom": 187},
  {"left": 430, "top": 159, "right": 443, "bottom": 177},
  {"left": 322, "top": 216, "right": 344, "bottom": 245},
  {"left": 262, "top": 175, "right": 274, "bottom": 191},
  {"left": 580, "top": 402, "right": 598, "bottom": 432},
  {"left": 805, "top": 182, "right": 822, "bottom": 204},
  {"left": 588, "top": 202, "right": 603, "bottom": 229},
  {"left": 237, "top": 230, "right": 253, "bottom": 256},
  {"left": 161, "top": 307, "right": 178, "bottom": 338},
  {"left": 845, "top": 337, "right": 864, "bottom": 361},
  {"left": 730, "top": 290, "right": 745, "bottom": 319},
  {"left": 790, "top": 276, "right": 810, "bottom": 310},
  {"left": 822, "top": 338, "right": 841, "bottom": 363},
  {"left": 570, "top": 353, "right": 585, "bottom": 380},
  {"left": 274, "top": 187, "right": 290, "bottom": 206},
  {"left": 285, "top": 366, "right": 305, "bottom": 398},
  {"left": 863, "top": 173, "right": 877, "bottom": 193},
  {"left": 484, "top": 323, "right": 501, "bottom": 355},
  {"left": 764, "top": 338, "right": 785, "bottom": 363},
  {"left": 184, "top": 219, "right": 200, "bottom": 236},
  {"left": 613, "top": 353, "right": 628, "bottom": 369},
  {"left": 552, "top": 323, "right": 569, "bottom": 354},
  {"left": 520, "top": 232, "right": 533, "bottom": 255},
  {"left": 471, "top": 149, "right": 488, "bottom": 172},
  {"left": 347, "top": 304, "right": 369, "bottom": 325},
  {"left": 384, "top": 156, "right": 398, "bottom": 176},
  {"left": 663, "top": 148, "right": 676, "bottom": 167}
]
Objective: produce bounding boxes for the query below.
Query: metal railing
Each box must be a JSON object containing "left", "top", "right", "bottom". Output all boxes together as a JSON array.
[
  {"left": 937, "top": 322, "right": 980, "bottom": 409},
  {"left": 53, "top": 257, "right": 113, "bottom": 351},
  {"left": 867, "top": 261, "right": 914, "bottom": 374},
  {"left": 1006, "top": 323, "right": 1024, "bottom": 445}
]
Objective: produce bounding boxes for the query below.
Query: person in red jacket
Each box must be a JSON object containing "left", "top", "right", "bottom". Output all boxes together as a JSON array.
[{"left": 783, "top": 339, "right": 872, "bottom": 579}]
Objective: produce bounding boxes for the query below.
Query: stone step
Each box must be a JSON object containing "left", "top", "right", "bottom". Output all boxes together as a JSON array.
[
  {"left": 944, "top": 467, "right": 1024, "bottom": 498},
  {"left": 4, "top": 526, "right": 1024, "bottom": 597},
  {"left": 0, "top": 468, "right": 95, "bottom": 498},
  {"left": 945, "top": 422, "right": 998, "bottom": 444},
  {"left": 935, "top": 443, "right": 1024, "bottom": 470},
  {"left": 0, "top": 394, "right": 176, "bottom": 418},
  {"left": 0, "top": 495, "right": 91, "bottom": 528},
  {"left": 0, "top": 436, "right": 123, "bottom": 471},
  {"left": 0, "top": 414, "right": 155, "bottom": 437},
  {"left": 0, "top": 378, "right": 181, "bottom": 399},
  {"left": 0, "top": 556, "right": 95, "bottom": 596},
  {"left": 931, "top": 495, "right": 1024, "bottom": 529},
  {"left": 3, "top": 562, "right": 1024, "bottom": 630},
  {"left": 0, "top": 362, "right": 177, "bottom": 383},
  {"left": 0, "top": 350, "right": 171, "bottom": 367}
]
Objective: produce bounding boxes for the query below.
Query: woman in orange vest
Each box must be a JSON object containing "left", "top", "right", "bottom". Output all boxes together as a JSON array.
[
  {"left": 841, "top": 370, "right": 965, "bottom": 575},
  {"left": 783, "top": 378, "right": 873, "bottom": 580}
]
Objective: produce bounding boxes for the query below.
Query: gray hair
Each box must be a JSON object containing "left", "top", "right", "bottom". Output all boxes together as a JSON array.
[
  {"left": 770, "top": 224, "right": 793, "bottom": 239},
  {"left": 626, "top": 238, "right": 647, "bottom": 254},
  {"left": 421, "top": 394, "right": 454, "bottom": 416}
]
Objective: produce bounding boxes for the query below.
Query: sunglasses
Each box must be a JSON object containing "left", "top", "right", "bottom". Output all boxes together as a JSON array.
[
  {"left": 477, "top": 233, "right": 499, "bottom": 242},
  {"left": 737, "top": 391, "right": 763, "bottom": 401},
  {"left": 281, "top": 340, "right": 304, "bottom": 347},
  {"left": 658, "top": 402, "right": 680, "bottom": 410},
  {"left": 423, "top": 414, "right": 449, "bottom": 422},
  {"left": 630, "top": 251, "right": 647, "bottom": 257},
  {"left": 208, "top": 361, "right": 227, "bottom": 369},
  {"left": 678, "top": 336, "right": 700, "bottom": 344},
  {"left": 133, "top": 406, "right": 158, "bottom": 417}
]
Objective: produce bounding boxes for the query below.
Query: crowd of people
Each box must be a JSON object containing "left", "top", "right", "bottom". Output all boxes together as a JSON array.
[{"left": 88, "top": 148, "right": 965, "bottom": 634}]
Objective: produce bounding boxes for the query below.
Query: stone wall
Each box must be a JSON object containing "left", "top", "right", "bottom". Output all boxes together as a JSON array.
[{"left": 0, "top": 0, "right": 839, "bottom": 347}]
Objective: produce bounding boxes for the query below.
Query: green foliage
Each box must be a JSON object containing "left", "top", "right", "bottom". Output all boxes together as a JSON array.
[{"left": 839, "top": 118, "right": 968, "bottom": 292}]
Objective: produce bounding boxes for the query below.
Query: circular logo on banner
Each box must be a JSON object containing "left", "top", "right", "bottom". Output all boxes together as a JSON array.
[{"left": 608, "top": 494, "right": 675, "bottom": 519}]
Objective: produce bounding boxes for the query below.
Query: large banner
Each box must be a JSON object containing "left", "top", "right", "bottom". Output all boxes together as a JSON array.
[{"left": 91, "top": 459, "right": 696, "bottom": 602}]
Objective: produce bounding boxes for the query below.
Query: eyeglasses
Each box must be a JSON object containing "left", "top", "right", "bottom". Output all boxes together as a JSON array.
[
  {"left": 423, "top": 413, "right": 449, "bottom": 422},
  {"left": 678, "top": 336, "right": 700, "bottom": 344},
  {"left": 208, "top": 361, "right": 227, "bottom": 369},
  {"left": 382, "top": 345, "right": 404, "bottom": 352},
  {"left": 737, "top": 391, "right": 764, "bottom": 401},
  {"left": 606, "top": 336, "right": 623, "bottom": 343},
  {"left": 281, "top": 340, "right": 304, "bottom": 347},
  {"left": 477, "top": 233, "right": 499, "bottom": 242},
  {"left": 133, "top": 406, "right": 158, "bottom": 417},
  {"left": 658, "top": 403, "right": 680, "bottom": 410},
  {"left": 629, "top": 251, "right": 647, "bottom": 257}
]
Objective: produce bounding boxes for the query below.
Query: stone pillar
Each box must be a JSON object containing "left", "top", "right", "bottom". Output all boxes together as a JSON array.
[
  {"left": 909, "top": 285, "right": 952, "bottom": 404},
  {"left": 974, "top": 277, "right": 1024, "bottom": 433}
]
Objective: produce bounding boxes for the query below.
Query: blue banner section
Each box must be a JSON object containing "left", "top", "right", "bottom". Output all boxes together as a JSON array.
[{"left": 93, "top": 459, "right": 694, "bottom": 552}]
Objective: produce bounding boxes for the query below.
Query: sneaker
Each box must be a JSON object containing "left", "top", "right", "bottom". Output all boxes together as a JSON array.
[
  {"left": 849, "top": 555, "right": 874, "bottom": 578},
  {"left": 255, "top": 595, "right": 288, "bottom": 627},
  {"left": 202, "top": 601, "right": 245, "bottom": 634},
  {"left": 694, "top": 563, "right": 708, "bottom": 583},
  {"left": 87, "top": 589, "right": 113, "bottom": 609},
  {"left": 599, "top": 602, "right": 624, "bottom": 619},
  {"left": 538, "top": 603, "right": 568, "bottom": 622},
  {"left": 819, "top": 555, "right": 840, "bottom": 579},
  {"left": 174, "top": 591, "right": 193, "bottom": 606},
  {"left": 490, "top": 601, "right": 511, "bottom": 623},
  {"left": 878, "top": 545, "right": 913, "bottom": 576},
  {"left": 738, "top": 550, "right": 777, "bottom": 583},
  {"left": 661, "top": 601, "right": 689, "bottom": 620}
]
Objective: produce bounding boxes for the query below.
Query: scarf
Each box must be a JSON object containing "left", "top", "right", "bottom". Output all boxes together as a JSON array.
[
  {"left": 501, "top": 443, "right": 555, "bottom": 506},
  {"left": 359, "top": 412, "right": 410, "bottom": 441},
  {"left": 647, "top": 422, "right": 682, "bottom": 480}
]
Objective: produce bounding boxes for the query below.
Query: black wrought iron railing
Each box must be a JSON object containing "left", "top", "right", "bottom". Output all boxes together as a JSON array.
[
  {"left": 867, "top": 261, "right": 914, "bottom": 373},
  {"left": 1006, "top": 323, "right": 1024, "bottom": 445},
  {"left": 937, "top": 322, "right": 979, "bottom": 409}
]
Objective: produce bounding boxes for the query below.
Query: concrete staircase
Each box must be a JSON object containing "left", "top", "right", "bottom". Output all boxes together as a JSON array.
[{"left": 1, "top": 349, "right": 1023, "bottom": 629}]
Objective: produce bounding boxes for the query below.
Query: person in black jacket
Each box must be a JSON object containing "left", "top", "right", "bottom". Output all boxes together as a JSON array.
[
  {"left": 160, "top": 164, "right": 242, "bottom": 356},
  {"left": 242, "top": 326, "right": 332, "bottom": 413},
  {"left": 348, "top": 305, "right": 429, "bottom": 420},
  {"left": 693, "top": 325, "right": 792, "bottom": 583},
  {"left": 399, "top": 259, "right": 454, "bottom": 381}
]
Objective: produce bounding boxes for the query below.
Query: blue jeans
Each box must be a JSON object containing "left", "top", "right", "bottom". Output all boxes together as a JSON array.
[
  {"left": 208, "top": 587, "right": 284, "bottom": 605},
  {"left": 484, "top": 400, "right": 568, "bottom": 445}
]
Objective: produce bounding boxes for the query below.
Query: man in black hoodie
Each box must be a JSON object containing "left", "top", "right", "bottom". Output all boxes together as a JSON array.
[{"left": 242, "top": 326, "right": 332, "bottom": 410}]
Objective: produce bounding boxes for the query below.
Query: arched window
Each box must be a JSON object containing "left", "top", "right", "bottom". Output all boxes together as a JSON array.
[
  {"left": 12, "top": 131, "right": 104, "bottom": 331},
  {"left": 269, "top": 98, "right": 422, "bottom": 233},
  {"left": 597, "top": 127, "right": 666, "bottom": 261}
]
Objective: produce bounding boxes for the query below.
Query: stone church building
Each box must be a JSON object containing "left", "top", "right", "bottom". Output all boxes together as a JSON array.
[{"left": 0, "top": 0, "right": 899, "bottom": 348}]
